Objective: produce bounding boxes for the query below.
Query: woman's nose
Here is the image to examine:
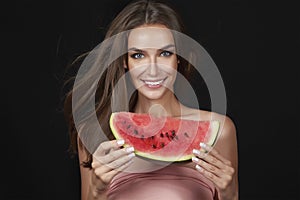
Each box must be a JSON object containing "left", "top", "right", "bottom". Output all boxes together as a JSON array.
[
  {"left": 148, "top": 61, "right": 158, "bottom": 77},
  {"left": 147, "top": 56, "right": 158, "bottom": 77}
]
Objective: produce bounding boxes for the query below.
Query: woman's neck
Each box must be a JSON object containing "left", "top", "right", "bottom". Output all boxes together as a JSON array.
[{"left": 134, "top": 93, "right": 182, "bottom": 117}]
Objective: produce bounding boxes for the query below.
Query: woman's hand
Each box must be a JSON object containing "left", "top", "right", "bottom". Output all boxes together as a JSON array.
[
  {"left": 192, "top": 143, "right": 237, "bottom": 200},
  {"left": 89, "top": 139, "right": 135, "bottom": 198}
]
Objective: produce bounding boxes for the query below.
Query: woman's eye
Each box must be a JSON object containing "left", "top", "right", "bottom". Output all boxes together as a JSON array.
[
  {"left": 160, "top": 51, "right": 173, "bottom": 57},
  {"left": 130, "top": 53, "right": 144, "bottom": 59}
]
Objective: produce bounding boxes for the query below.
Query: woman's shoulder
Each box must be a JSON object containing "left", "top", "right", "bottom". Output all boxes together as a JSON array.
[
  {"left": 180, "top": 106, "right": 236, "bottom": 138},
  {"left": 182, "top": 107, "right": 238, "bottom": 162}
]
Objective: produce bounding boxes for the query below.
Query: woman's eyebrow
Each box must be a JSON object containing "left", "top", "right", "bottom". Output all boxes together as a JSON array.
[
  {"left": 159, "top": 44, "right": 175, "bottom": 51},
  {"left": 127, "top": 47, "right": 144, "bottom": 52},
  {"left": 128, "top": 44, "right": 175, "bottom": 52}
]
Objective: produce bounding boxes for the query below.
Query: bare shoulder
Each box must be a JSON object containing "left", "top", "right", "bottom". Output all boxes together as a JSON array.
[
  {"left": 211, "top": 112, "right": 236, "bottom": 147},
  {"left": 202, "top": 110, "right": 238, "bottom": 167},
  {"left": 209, "top": 111, "right": 236, "bottom": 139},
  {"left": 180, "top": 106, "right": 237, "bottom": 154},
  {"left": 197, "top": 110, "right": 237, "bottom": 149}
]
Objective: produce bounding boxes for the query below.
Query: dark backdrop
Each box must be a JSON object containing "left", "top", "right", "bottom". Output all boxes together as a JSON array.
[{"left": 1, "top": 0, "right": 299, "bottom": 199}]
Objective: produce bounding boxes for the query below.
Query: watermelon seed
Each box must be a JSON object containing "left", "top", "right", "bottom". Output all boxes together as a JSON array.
[
  {"left": 184, "top": 132, "right": 189, "bottom": 138},
  {"left": 171, "top": 130, "right": 176, "bottom": 136},
  {"left": 134, "top": 129, "right": 138, "bottom": 135},
  {"left": 160, "top": 142, "right": 165, "bottom": 148},
  {"left": 127, "top": 125, "right": 131, "bottom": 129},
  {"left": 160, "top": 133, "right": 164, "bottom": 138},
  {"left": 151, "top": 136, "right": 155, "bottom": 140},
  {"left": 152, "top": 144, "right": 157, "bottom": 149},
  {"left": 166, "top": 132, "right": 169, "bottom": 137}
]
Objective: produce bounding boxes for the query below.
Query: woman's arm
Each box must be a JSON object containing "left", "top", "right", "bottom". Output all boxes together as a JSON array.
[
  {"left": 77, "top": 137, "right": 110, "bottom": 200},
  {"left": 77, "top": 136, "right": 135, "bottom": 200},
  {"left": 214, "top": 116, "right": 239, "bottom": 199},
  {"left": 77, "top": 137, "right": 107, "bottom": 200},
  {"left": 192, "top": 115, "right": 239, "bottom": 200}
]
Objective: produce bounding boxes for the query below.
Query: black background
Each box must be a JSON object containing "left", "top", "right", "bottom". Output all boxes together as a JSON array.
[{"left": 1, "top": 0, "right": 299, "bottom": 199}]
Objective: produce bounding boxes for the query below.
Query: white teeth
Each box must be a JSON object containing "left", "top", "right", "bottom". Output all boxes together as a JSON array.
[{"left": 144, "top": 80, "right": 164, "bottom": 85}]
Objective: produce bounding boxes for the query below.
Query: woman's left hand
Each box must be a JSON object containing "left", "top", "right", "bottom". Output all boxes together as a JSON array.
[{"left": 192, "top": 143, "right": 236, "bottom": 200}]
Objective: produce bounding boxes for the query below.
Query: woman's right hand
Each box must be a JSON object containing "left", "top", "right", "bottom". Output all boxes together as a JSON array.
[{"left": 89, "top": 139, "right": 135, "bottom": 197}]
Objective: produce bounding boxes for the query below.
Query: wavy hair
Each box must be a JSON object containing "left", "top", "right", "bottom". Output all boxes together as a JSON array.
[{"left": 63, "top": 0, "right": 191, "bottom": 168}]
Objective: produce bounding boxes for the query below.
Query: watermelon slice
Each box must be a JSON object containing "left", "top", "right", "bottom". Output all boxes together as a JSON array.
[{"left": 109, "top": 112, "right": 220, "bottom": 162}]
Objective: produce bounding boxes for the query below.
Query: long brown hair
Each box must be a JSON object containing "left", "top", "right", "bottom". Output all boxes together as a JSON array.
[{"left": 63, "top": 0, "right": 191, "bottom": 168}]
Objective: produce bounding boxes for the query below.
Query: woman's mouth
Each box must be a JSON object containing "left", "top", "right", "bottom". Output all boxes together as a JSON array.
[{"left": 142, "top": 78, "right": 166, "bottom": 88}]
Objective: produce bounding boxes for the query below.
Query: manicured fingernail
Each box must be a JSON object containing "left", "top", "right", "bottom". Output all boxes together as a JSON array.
[
  {"left": 126, "top": 146, "right": 135, "bottom": 153},
  {"left": 192, "top": 157, "right": 199, "bottom": 162},
  {"left": 128, "top": 153, "right": 135, "bottom": 158},
  {"left": 117, "top": 139, "right": 125, "bottom": 146},
  {"left": 196, "top": 165, "right": 202, "bottom": 171},
  {"left": 200, "top": 142, "right": 206, "bottom": 148},
  {"left": 193, "top": 149, "right": 200, "bottom": 155}
]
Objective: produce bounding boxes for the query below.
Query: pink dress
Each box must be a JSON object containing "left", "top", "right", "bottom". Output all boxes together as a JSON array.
[{"left": 106, "top": 164, "right": 219, "bottom": 200}]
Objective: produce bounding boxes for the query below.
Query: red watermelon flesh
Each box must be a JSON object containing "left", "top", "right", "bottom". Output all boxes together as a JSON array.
[{"left": 110, "top": 112, "right": 220, "bottom": 162}]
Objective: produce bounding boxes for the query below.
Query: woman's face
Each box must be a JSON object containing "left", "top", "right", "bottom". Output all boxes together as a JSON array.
[{"left": 127, "top": 24, "right": 178, "bottom": 100}]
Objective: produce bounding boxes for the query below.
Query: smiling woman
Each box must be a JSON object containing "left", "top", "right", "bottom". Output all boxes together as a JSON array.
[{"left": 63, "top": 0, "right": 239, "bottom": 200}]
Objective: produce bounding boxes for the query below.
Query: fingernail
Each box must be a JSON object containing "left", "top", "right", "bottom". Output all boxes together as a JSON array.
[
  {"left": 128, "top": 153, "right": 135, "bottom": 158},
  {"left": 200, "top": 142, "right": 206, "bottom": 148},
  {"left": 196, "top": 165, "right": 202, "bottom": 171},
  {"left": 117, "top": 139, "right": 125, "bottom": 146},
  {"left": 193, "top": 149, "right": 200, "bottom": 155},
  {"left": 126, "top": 146, "right": 135, "bottom": 153},
  {"left": 192, "top": 157, "right": 199, "bottom": 162}
]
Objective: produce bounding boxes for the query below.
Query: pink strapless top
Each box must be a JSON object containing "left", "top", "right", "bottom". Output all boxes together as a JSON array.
[{"left": 106, "top": 164, "right": 218, "bottom": 200}]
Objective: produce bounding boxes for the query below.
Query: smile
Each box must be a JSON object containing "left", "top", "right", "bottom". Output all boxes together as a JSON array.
[
  {"left": 144, "top": 79, "right": 164, "bottom": 85},
  {"left": 142, "top": 78, "right": 166, "bottom": 88}
]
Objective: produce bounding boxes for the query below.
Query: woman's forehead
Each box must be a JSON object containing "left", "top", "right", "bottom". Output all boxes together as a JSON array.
[{"left": 128, "top": 25, "right": 175, "bottom": 50}]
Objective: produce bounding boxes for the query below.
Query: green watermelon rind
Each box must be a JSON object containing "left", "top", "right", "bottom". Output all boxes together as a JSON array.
[{"left": 109, "top": 112, "right": 220, "bottom": 162}]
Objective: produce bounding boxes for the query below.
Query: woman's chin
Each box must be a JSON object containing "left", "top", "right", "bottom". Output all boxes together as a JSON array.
[{"left": 137, "top": 87, "right": 173, "bottom": 101}]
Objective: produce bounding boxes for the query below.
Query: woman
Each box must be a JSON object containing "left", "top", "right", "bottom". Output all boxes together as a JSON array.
[{"left": 64, "top": 0, "right": 238, "bottom": 199}]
